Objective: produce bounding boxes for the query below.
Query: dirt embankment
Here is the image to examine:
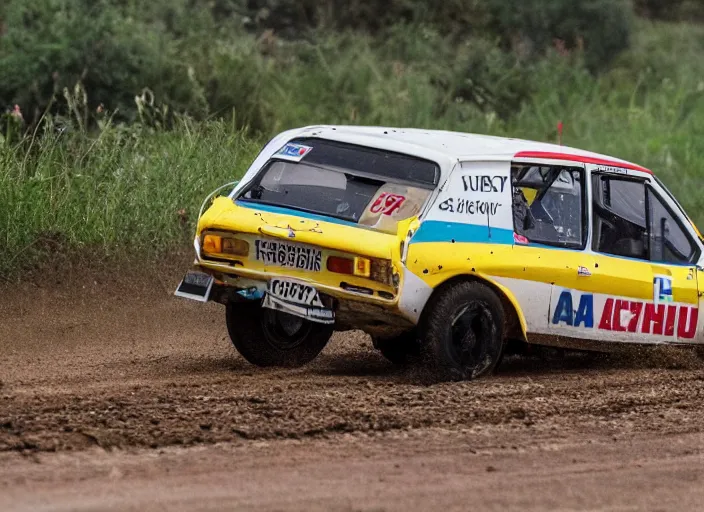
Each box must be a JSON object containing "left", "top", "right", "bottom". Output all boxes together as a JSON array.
[{"left": 1, "top": 270, "right": 704, "bottom": 511}]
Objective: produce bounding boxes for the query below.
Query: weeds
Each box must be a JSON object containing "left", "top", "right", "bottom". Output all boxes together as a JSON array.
[
  {"left": 1, "top": 19, "right": 704, "bottom": 277},
  {"left": 0, "top": 113, "right": 260, "bottom": 276}
]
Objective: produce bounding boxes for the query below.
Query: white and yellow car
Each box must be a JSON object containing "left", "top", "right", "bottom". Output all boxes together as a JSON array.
[{"left": 176, "top": 126, "right": 704, "bottom": 380}]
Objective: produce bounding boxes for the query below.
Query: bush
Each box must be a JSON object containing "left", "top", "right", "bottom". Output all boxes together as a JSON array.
[
  {"left": 3, "top": 16, "right": 704, "bottom": 276},
  {"left": 0, "top": 115, "right": 261, "bottom": 276},
  {"left": 484, "top": 0, "right": 632, "bottom": 71},
  {"left": 244, "top": 0, "right": 632, "bottom": 71},
  {"left": 0, "top": 0, "right": 222, "bottom": 126},
  {"left": 635, "top": 0, "right": 704, "bottom": 21},
  {"left": 0, "top": 0, "right": 636, "bottom": 136}
]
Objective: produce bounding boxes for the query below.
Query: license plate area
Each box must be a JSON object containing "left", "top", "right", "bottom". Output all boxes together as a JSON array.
[
  {"left": 254, "top": 239, "right": 322, "bottom": 271},
  {"left": 174, "top": 271, "right": 215, "bottom": 302},
  {"left": 262, "top": 278, "right": 334, "bottom": 324}
]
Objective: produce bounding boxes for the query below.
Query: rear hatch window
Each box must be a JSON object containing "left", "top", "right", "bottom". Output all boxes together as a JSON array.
[{"left": 237, "top": 138, "right": 439, "bottom": 233}]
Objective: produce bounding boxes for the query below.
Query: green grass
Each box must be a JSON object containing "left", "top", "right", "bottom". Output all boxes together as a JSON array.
[
  {"left": 2, "top": 20, "right": 704, "bottom": 277},
  {"left": 0, "top": 119, "right": 261, "bottom": 276}
]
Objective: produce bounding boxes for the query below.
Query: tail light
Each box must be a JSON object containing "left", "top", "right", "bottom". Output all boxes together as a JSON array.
[
  {"left": 202, "top": 233, "right": 249, "bottom": 257},
  {"left": 327, "top": 256, "right": 355, "bottom": 275},
  {"left": 202, "top": 234, "right": 222, "bottom": 254},
  {"left": 371, "top": 258, "right": 393, "bottom": 285},
  {"left": 327, "top": 255, "right": 392, "bottom": 285}
]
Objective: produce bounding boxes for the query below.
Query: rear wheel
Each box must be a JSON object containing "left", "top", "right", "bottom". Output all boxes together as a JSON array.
[
  {"left": 226, "top": 302, "right": 333, "bottom": 367},
  {"left": 420, "top": 281, "right": 505, "bottom": 381}
]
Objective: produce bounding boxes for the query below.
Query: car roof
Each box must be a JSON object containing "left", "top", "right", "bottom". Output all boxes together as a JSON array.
[{"left": 291, "top": 125, "right": 652, "bottom": 174}]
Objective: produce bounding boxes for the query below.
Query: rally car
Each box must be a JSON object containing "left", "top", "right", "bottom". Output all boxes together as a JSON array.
[{"left": 175, "top": 125, "right": 704, "bottom": 380}]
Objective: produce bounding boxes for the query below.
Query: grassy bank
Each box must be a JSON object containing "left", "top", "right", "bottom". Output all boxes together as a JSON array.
[
  {"left": 0, "top": 120, "right": 261, "bottom": 277},
  {"left": 2, "top": 21, "right": 704, "bottom": 277}
]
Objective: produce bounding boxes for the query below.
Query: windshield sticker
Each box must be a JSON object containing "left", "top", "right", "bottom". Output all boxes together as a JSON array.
[
  {"left": 595, "top": 165, "right": 628, "bottom": 174},
  {"left": 274, "top": 143, "right": 313, "bottom": 162},
  {"left": 359, "top": 184, "right": 427, "bottom": 232},
  {"left": 370, "top": 193, "right": 406, "bottom": 216}
]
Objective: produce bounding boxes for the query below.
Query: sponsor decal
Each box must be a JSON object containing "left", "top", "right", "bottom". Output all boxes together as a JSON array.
[
  {"left": 552, "top": 292, "right": 594, "bottom": 328},
  {"left": 435, "top": 173, "right": 507, "bottom": 217},
  {"left": 370, "top": 193, "right": 406, "bottom": 216},
  {"left": 577, "top": 266, "right": 592, "bottom": 277},
  {"left": 551, "top": 289, "right": 698, "bottom": 340},
  {"left": 274, "top": 143, "right": 313, "bottom": 162},
  {"left": 653, "top": 275, "right": 673, "bottom": 304},
  {"left": 461, "top": 175, "right": 508, "bottom": 194},
  {"left": 438, "top": 198, "right": 501, "bottom": 216}
]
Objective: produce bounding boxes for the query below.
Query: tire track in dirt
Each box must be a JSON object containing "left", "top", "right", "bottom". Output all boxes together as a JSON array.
[{"left": 2, "top": 273, "right": 704, "bottom": 455}]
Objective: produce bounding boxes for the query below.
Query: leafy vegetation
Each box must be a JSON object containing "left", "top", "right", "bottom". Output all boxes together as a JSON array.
[{"left": 1, "top": 0, "right": 704, "bottom": 276}]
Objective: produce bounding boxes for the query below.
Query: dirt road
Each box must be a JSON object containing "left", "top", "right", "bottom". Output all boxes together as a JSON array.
[{"left": 2, "top": 271, "right": 704, "bottom": 511}]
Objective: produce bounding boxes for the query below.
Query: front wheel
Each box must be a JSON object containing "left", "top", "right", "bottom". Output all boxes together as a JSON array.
[
  {"left": 226, "top": 303, "right": 333, "bottom": 367},
  {"left": 419, "top": 281, "right": 505, "bottom": 381}
]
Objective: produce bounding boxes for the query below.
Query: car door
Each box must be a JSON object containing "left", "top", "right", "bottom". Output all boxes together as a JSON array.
[
  {"left": 553, "top": 167, "right": 701, "bottom": 344},
  {"left": 504, "top": 162, "right": 593, "bottom": 335}
]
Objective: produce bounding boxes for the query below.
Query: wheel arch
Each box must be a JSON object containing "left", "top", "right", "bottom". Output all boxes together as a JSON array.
[{"left": 420, "top": 273, "right": 528, "bottom": 342}]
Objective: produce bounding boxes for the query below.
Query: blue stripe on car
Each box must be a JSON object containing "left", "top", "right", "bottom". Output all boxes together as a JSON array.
[{"left": 410, "top": 220, "right": 515, "bottom": 245}]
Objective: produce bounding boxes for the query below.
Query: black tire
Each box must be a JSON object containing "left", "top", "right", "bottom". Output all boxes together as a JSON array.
[
  {"left": 419, "top": 281, "right": 505, "bottom": 381},
  {"left": 226, "top": 302, "right": 333, "bottom": 367},
  {"left": 373, "top": 330, "right": 421, "bottom": 365}
]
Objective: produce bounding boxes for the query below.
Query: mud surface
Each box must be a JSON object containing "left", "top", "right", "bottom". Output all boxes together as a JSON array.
[{"left": 2, "top": 272, "right": 704, "bottom": 511}]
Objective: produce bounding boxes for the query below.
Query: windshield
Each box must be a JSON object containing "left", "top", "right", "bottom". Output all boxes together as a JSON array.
[{"left": 237, "top": 139, "right": 438, "bottom": 233}]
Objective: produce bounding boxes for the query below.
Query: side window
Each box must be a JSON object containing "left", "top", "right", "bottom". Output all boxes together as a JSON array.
[
  {"left": 648, "top": 188, "right": 696, "bottom": 264},
  {"left": 511, "top": 165, "right": 585, "bottom": 248},
  {"left": 591, "top": 175, "right": 697, "bottom": 264},
  {"left": 591, "top": 176, "right": 648, "bottom": 259}
]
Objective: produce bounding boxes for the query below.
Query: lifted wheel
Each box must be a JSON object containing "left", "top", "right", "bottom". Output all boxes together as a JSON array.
[
  {"left": 226, "top": 302, "right": 333, "bottom": 367},
  {"left": 419, "top": 281, "right": 505, "bottom": 381}
]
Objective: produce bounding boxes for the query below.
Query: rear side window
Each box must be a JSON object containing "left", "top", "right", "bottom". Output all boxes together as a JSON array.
[{"left": 511, "top": 165, "right": 586, "bottom": 248}]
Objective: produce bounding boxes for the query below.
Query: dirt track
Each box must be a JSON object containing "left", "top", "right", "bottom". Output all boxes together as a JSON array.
[{"left": 2, "top": 272, "right": 704, "bottom": 511}]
